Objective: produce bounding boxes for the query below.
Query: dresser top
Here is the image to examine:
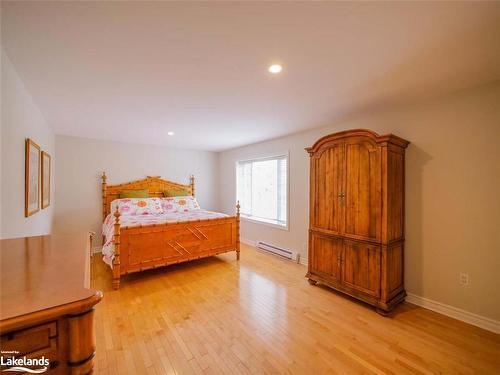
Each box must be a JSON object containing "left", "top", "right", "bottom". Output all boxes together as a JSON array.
[{"left": 0, "top": 233, "right": 98, "bottom": 321}]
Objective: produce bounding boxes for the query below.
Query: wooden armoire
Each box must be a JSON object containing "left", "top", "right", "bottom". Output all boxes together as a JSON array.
[{"left": 306, "top": 129, "right": 409, "bottom": 314}]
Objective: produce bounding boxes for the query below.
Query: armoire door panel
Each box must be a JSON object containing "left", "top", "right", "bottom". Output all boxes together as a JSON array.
[
  {"left": 342, "top": 240, "right": 381, "bottom": 298},
  {"left": 310, "top": 233, "right": 342, "bottom": 283},
  {"left": 343, "top": 138, "right": 382, "bottom": 242},
  {"left": 312, "top": 143, "right": 343, "bottom": 234}
]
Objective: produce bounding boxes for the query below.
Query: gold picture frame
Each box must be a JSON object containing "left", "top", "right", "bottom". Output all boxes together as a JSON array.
[
  {"left": 25, "top": 138, "right": 41, "bottom": 217},
  {"left": 41, "top": 151, "right": 51, "bottom": 209}
]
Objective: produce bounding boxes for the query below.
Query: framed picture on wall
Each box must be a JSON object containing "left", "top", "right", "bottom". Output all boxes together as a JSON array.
[
  {"left": 41, "top": 151, "right": 51, "bottom": 209},
  {"left": 25, "top": 138, "right": 41, "bottom": 217}
]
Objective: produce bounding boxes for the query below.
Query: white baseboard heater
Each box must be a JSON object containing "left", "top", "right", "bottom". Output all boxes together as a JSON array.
[{"left": 256, "top": 241, "right": 299, "bottom": 263}]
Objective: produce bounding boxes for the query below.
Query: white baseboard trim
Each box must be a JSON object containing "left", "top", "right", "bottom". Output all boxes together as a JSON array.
[{"left": 405, "top": 293, "right": 500, "bottom": 334}]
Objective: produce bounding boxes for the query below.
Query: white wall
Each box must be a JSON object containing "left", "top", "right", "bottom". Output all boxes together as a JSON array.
[
  {"left": 54, "top": 135, "right": 219, "bottom": 244},
  {"left": 1, "top": 50, "right": 55, "bottom": 239},
  {"left": 218, "top": 82, "right": 500, "bottom": 322}
]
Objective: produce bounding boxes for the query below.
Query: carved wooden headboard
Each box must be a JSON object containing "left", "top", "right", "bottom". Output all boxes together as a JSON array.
[{"left": 101, "top": 173, "right": 195, "bottom": 220}]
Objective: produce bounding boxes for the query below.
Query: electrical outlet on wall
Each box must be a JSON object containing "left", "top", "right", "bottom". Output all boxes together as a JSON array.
[{"left": 460, "top": 272, "right": 469, "bottom": 286}]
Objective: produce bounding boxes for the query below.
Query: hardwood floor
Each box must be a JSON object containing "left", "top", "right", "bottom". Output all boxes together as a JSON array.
[{"left": 92, "top": 244, "right": 500, "bottom": 374}]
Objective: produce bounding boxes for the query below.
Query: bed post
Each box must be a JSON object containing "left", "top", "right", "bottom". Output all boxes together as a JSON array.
[
  {"left": 112, "top": 206, "right": 121, "bottom": 290},
  {"left": 101, "top": 172, "right": 107, "bottom": 221},
  {"left": 236, "top": 201, "right": 240, "bottom": 260},
  {"left": 102, "top": 172, "right": 107, "bottom": 245},
  {"left": 190, "top": 175, "right": 195, "bottom": 197}
]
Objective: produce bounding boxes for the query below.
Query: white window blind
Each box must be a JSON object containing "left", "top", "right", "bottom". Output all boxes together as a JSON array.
[{"left": 236, "top": 155, "right": 288, "bottom": 227}]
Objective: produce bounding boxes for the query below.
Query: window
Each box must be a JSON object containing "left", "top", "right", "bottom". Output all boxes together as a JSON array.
[{"left": 236, "top": 154, "right": 288, "bottom": 228}]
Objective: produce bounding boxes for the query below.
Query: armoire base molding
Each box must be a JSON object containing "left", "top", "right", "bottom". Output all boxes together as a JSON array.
[{"left": 306, "top": 272, "right": 407, "bottom": 314}]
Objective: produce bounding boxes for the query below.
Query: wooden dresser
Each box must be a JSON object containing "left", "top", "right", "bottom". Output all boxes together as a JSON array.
[
  {"left": 0, "top": 233, "right": 103, "bottom": 374},
  {"left": 306, "top": 129, "right": 409, "bottom": 314}
]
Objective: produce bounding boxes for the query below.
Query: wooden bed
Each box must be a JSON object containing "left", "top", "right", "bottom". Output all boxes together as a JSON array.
[{"left": 101, "top": 173, "right": 240, "bottom": 289}]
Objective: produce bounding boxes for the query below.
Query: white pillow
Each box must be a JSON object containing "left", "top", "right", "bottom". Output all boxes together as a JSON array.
[
  {"left": 161, "top": 196, "right": 201, "bottom": 213},
  {"left": 110, "top": 197, "right": 164, "bottom": 216}
]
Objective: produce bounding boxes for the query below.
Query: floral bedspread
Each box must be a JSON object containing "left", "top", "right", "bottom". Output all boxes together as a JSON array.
[{"left": 102, "top": 210, "right": 228, "bottom": 267}]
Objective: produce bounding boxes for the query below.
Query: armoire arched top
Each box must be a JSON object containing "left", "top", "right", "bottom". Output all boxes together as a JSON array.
[{"left": 305, "top": 129, "right": 409, "bottom": 155}]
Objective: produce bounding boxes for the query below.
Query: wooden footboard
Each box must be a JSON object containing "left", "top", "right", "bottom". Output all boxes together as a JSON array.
[{"left": 112, "top": 203, "right": 240, "bottom": 289}]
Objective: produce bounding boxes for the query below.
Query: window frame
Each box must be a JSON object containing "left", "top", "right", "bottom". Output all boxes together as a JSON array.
[{"left": 235, "top": 152, "right": 290, "bottom": 231}]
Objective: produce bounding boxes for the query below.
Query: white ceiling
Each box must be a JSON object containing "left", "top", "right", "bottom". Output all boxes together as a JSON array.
[{"left": 2, "top": 1, "right": 500, "bottom": 151}]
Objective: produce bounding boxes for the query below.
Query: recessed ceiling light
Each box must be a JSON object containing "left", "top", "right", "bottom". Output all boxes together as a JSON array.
[
  {"left": 268, "top": 64, "right": 282, "bottom": 74},
  {"left": 167, "top": 131, "right": 175, "bottom": 136}
]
